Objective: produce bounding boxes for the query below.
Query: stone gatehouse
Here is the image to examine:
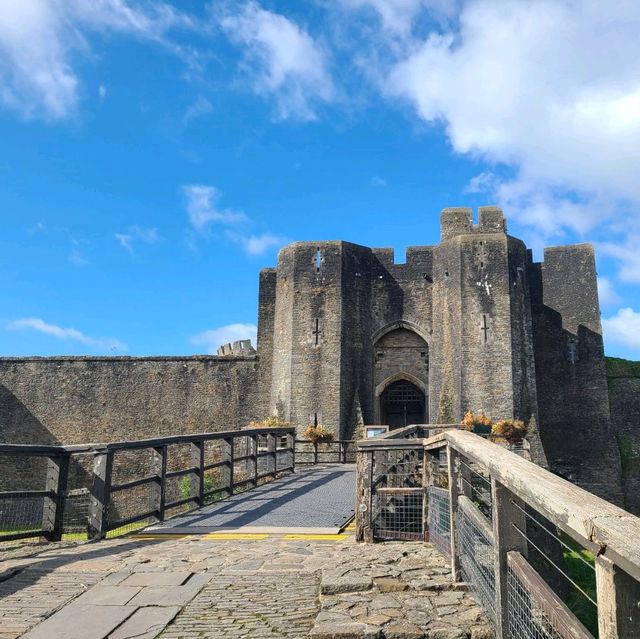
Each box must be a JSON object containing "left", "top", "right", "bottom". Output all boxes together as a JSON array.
[{"left": 0, "top": 207, "right": 629, "bottom": 507}]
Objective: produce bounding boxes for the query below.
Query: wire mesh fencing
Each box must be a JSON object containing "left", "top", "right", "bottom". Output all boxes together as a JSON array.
[
  {"left": 427, "top": 486, "right": 450, "bottom": 557},
  {"left": 371, "top": 447, "right": 425, "bottom": 540},
  {"left": 0, "top": 452, "right": 48, "bottom": 539},
  {"left": 373, "top": 491, "right": 424, "bottom": 540},
  {"left": 509, "top": 501, "right": 598, "bottom": 637},
  {"left": 459, "top": 457, "right": 492, "bottom": 521},
  {"left": 457, "top": 497, "right": 497, "bottom": 630},
  {"left": 507, "top": 551, "right": 594, "bottom": 639}
]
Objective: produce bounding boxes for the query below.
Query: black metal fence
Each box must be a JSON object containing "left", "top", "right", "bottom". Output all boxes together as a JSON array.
[
  {"left": 0, "top": 427, "right": 294, "bottom": 542},
  {"left": 294, "top": 439, "right": 356, "bottom": 464}
]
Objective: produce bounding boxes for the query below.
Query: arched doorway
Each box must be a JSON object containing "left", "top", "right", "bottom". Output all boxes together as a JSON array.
[{"left": 380, "top": 379, "right": 426, "bottom": 429}]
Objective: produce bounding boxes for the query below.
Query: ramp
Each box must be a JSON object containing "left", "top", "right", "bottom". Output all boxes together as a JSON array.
[{"left": 147, "top": 464, "right": 356, "bottom": 535}]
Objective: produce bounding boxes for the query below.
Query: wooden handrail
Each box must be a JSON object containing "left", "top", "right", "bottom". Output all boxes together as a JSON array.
[
  {"left": 355, "top": 427, "right": 640, "bottom": 638},
  {"left": 428, "top": 429, "right": 640, "bottom": 584}
]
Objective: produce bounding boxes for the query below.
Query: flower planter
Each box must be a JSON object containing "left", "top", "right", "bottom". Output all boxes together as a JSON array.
[{"left": 472, "top": 423, "right": 492, "bottom": 435}]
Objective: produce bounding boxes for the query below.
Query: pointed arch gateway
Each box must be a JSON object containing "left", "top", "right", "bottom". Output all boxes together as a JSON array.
[{"left": 373, "top": 323, "right": 429, "bottom": 428}]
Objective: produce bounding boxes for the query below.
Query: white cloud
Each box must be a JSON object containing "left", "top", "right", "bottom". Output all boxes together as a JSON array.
[
  {"left": 228, "top": 231, "right": 286, "bottom": 256},
  {"left": 98, "top": 84, "right": 107, "bottom": 99},
  {"left": 597, "top": 277, "right": 619, "bottom": 308},
  {"left": 217, "top": 1, "right": 333, "bottom": 120},
  {"left": 183, "top": 96, "right": 213, "bottom": 122},
  {"left": 380, "top": 0, "right": 640, "bottom": 252},
  {"left": 370, "top": 175, "right": 387, "bottom": 187},
  {"left": 181, "top": 184, "right": 283, "bottom": 255},
  {"left": 0, "top": 0, "right": 191, "bottom": 120},
  {"left": 603, "top": 308, "right": 640, "bottom": 352},
  {"left": 190, "top": 322, "right": 257, "bottom": 354},
  {"left": 337, "top": 0, "right": 457, "bottom": 35},
  {"left": 7, "top": 317, "right": 127, "bottom": 352},
  {"left": 68, "top": 248, "right": 90, "bottom": 267},
  {"left": 115, "top": 225, "right": 161, "bottom": 253},
  {"left": 182, "top": 184, "right": 247, "bottom": 231},
  {"left": 600, "top": 236, "right": 640, "bottom": 284}
]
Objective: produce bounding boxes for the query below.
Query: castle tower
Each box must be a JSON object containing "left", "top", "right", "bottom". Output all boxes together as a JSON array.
[
  {"left": 430, "top": 207, "right": 539, "bottom": 431},
  {"left": 267, "top": 241, "right": 373, "bottom": 437}
]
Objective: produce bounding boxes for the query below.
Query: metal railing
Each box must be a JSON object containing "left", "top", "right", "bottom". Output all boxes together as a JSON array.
[
  {"left": 294, "top": 439, "right": 356, "bottom": 464},
  {"left": 356, "top": 426, "right": 640, "bottom": 638},
  {"left": 0, "top": 427, "right": 294, "bottom": 542}
]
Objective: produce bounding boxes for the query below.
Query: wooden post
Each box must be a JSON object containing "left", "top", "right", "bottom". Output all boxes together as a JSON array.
[
  {"left": 342, "top": 441, "right": 347, "bottom": 464},
  {"left": 224, "top": 437, "right": 234, "bottom": 495},
  {"left": 422, "top": 450, "right": 435, "bottom": 542},
  {"left": 446, "top": 445, "right": 461, "bottom": 580},
  {"left": 252, "top": 435, "right": 259, "bottom": 486},
  {"left": 191, "top": 441, "right": 204, "bottom": 507},
  {"left": 42, "top": 454, "right": 70, "bottom": 542},
  {"left": 459, "top": 454, "right": 473, "bottom": 499},
  {"left": 288, "top": 432, "right": 295, "bottom": 472},
  {"left": 150, "top": 445, "right": 167, "bottom": 521},
  {"left": 596, "top": 555, "right": 640, "bottom": 639},
  {"left": 491, "top": 479, "right": 528, "bottom": 639},
  {"left": 355, "top": 449, "right": 374, "bottom": 543},
  {"left": 313, "top": 441, "right": 318, "bottom": 465},
  {"left": 87, "top": 449, "right": 114, "bottom": 540},
  {"left": 267, "top": 433, "right": 276, "bottom": 478}
]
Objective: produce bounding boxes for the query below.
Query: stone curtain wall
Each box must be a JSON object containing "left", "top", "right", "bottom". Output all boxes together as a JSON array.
[
  {"left": 529, "top": 246, "right": 624, "bottom": 506},
  {"left": 0, "top": 356, "right": 262, "bottom": 446},
  {"left": 607, "top": 357, "right": 640, "bottom": 515}
]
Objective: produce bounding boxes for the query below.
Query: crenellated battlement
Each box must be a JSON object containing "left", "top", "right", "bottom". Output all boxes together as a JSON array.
[
  {"left": 217, "top": 339, "right": 256, "bottom": 357},
  {"left": 440, "top": 206, "right": 507, "bottom": 240}
]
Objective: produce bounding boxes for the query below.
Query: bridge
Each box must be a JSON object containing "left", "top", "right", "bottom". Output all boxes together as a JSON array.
[{"left": 1, "top": 425, "right": 639, "bottom": 638}]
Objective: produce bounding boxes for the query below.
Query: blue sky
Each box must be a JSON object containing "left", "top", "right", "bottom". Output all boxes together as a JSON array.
[{"left": 1, "top": 0, "right": 639, "bottom": 358}]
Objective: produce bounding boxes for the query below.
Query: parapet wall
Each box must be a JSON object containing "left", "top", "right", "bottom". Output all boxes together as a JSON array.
[
  {"left": 216, "top": 340, "right": 256, "bottom": 357},
  {"left": 0, "top": 356, "right": 262, "bottom": 445},
  {"left": 440, "top": 206, "right": 507, "bottom": 240}
]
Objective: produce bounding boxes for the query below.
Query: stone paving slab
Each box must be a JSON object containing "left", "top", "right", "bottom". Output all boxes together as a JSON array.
[
  {"left": 109, "top": 606, "right": 181, "bottom": 639},
  {"left": 127, "top": 575, "right": 211, "bottom": 607},
  {"left": 74, "top": 585, "right": 142, "bottom": 606},
  {"left": 21, "top": 604, "right": 137, "bottom": 639},
  {"left": 149, "top": 465, "right": 356, "bottom": 534},
  {"left": 119, "top": 572, "right": 191, "bottom": 587}
]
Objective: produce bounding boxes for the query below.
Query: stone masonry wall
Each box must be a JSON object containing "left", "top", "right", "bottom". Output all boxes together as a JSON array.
[
  {"left": 0, "top": 356, "right": 261, "bottom": 446},
  {"left": 529, "top": 246, "right": 624, "bottom": 505},
  {"left": 606, "top": 357, "right": 640, "bottom": 515}
]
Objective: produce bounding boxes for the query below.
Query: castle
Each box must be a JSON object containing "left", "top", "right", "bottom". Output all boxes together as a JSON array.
[{"left": 0, "top": 207, "right": 629, "bottom": 507}]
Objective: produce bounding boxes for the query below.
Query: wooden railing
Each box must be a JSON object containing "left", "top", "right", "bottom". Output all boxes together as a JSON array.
[
  {"left": 0, "top": 427, "right": 294, "bottom": 542},
  {"left": 356, "top": 427, "right": 640, "bottom": 638}
]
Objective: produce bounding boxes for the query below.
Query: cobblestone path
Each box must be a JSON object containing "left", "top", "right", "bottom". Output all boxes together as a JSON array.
[
  {"left": 0, "top": 534, "right": 491, "bottom": 639},
  {"left": 0, "top": 569, "right": 102, "bottom": 639},
  {"left": 160, "top": 572, "right": 319, "bottom": 638}
]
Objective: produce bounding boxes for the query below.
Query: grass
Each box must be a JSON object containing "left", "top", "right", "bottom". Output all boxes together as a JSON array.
[
  {"left": 561, "top": 534, "right": 598, "bottom": 637},
  {"left": 1, "top": 520, "right": 150, "bottom": 543},
  {"left": 605, "top": 355, "right": 640, "bottom": 378},
  {"left": 615, "top": 433, "right": 640, "bottom": 479}
]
